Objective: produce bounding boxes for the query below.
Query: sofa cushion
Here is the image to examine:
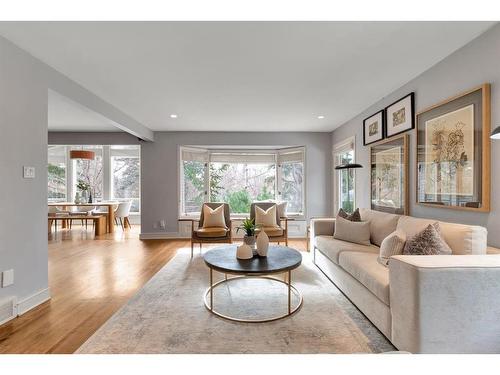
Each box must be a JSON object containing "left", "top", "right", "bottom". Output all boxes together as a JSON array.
[
  {"left": 315, "top": 235, "right": 379, "bottom": 265},
  {"left": 339, "top": 252, "right": 390, "bottom": 306},
  {"left": 396, "top": 216, "right": 487, "bottom": 255},
  {"left": 334, "top": 216, "right": 371, "bottom": 246},
  {"left": 359, "top": 208, "right": 400, "bottom": 247}
]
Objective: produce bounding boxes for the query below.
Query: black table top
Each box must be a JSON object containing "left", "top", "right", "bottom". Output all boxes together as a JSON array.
[{"left": 203, "top": 245, "right": 302, "bottom": 274}]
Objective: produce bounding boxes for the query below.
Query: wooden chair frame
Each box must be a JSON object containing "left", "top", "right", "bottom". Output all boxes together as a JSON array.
[{"left": 179, "top": 203, "right": 232, "bottom": 257}]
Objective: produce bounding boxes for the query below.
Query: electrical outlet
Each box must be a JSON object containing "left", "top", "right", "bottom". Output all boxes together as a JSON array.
[
  {"left": 159, "top": 220, "right": 166, "bottom": 229},
  {"left": 1, "top": 269, "right": 14, "bottom": 288},
  {"left": 23, "top": 166, "right": 35, "bottom": 179}
]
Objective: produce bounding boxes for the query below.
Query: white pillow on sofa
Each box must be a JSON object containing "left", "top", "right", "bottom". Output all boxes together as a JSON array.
[
  {"left": 378, "top": 230, "right": 406, "bottom": 266},
  {"left": 333, "top": 216, "right": 371, "bottom": 246}
]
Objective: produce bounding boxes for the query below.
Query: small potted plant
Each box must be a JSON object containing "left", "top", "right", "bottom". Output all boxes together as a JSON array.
[{"left": 236, "top": 218, "right": 259, "bottom": 248}]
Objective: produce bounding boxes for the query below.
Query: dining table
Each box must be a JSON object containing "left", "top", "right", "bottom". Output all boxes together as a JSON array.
[{"left": 48, "top": 202, "right": 119, "bottom": 233}]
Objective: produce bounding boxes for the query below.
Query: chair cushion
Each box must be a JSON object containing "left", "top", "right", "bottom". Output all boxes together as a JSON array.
[
  {"left": 339, "top": 252, "right": 390, "bottom": 306},
  {"left": 256, "top": 225, "right": 283, "bottom": 237},
  {"left": 315, "top": 235, "right": 379, "bottom": 265},
  {"left": 202, "top": 204, "right": 227, "bottom": 228},
  {"left": 195, "top": 227, "right": 228, "bottom": 238},
  {"left": 359, "top": 208, "right": 400, "bottom": 247},
  {"left": 255, "top": 205, "right": 278, "bottom": 227}
]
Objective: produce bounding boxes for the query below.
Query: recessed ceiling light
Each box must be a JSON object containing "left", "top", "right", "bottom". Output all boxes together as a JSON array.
[
  {"left": 170, "top": 114, "right": 178, "bottom": 119},
  {"left": 317, "top": 115, "right": 325, "bottom": 119}
]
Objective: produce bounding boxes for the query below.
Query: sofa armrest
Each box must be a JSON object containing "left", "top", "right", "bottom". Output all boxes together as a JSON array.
[
  {"left": 389, "top": 255, "right": 500, "bottom": 353},
  {"left": 310, "top": 218, "right": 335, "bottom": 250}
]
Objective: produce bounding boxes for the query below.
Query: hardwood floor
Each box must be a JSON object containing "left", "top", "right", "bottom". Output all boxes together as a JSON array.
[{"left": 0, "top": 225, "right": 307, "bottom": 354}]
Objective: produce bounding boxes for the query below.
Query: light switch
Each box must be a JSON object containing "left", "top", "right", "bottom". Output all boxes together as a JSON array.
[
  {"left": 1, "top": 269, "right": 14, "bottom": 287},
  {"left": 23, "top": 166, "right": 35, "bottom": 179}
]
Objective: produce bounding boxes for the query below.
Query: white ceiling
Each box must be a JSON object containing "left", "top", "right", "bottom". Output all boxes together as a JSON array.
[
  {"left": 0, "top": 22, "right": 495, "bottom": 132},
  {"left": 48, "top": 90, "right": 121, "bottom": 132}
]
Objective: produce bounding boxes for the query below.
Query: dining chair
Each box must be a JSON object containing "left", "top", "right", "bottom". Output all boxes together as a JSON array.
[
  {"left": 114, "top": 201, "right": 133, "bottom": 230},
  {"left": 69, "top": 206, "right": 96, "bottom": 230}
]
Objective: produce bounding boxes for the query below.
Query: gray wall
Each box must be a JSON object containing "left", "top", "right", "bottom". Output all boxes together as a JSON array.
[
  {"left": 141, "top": 132, "right": 332, "bottom": 235},
  {"left": 0, "top": 35, "right": 147, "bottom": 313},
  {"left": 331, "top": 23, "right": 500, "bottom": 247},
  {"left": 48, "top": 131, "right": 141, "bottom": 145}
]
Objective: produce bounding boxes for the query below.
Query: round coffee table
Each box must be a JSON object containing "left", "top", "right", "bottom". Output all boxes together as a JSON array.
[{"left": 203, "top": 245, "right": 303, "bottom": 323}]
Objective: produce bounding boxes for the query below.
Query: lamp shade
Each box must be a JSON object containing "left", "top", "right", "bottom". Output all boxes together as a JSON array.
[
  {"left": 335, "top": 163, "right": 363, "bottom": 170},
  {"left": 491, "top": 126, "right": 500, "bottom": 140},
  {"left": 70, "top": 150, "right": 95, "bottom": 160}
]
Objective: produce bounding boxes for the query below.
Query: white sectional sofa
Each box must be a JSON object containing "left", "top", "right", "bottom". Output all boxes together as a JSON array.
[{"left": 311, "top": 208, "right": 500, "bottom": 353}]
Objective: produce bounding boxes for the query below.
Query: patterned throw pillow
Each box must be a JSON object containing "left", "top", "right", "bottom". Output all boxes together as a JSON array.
[
  {"left": 378, "top": 230, "right": 406, "bottom": 266},
  {"left": 338, "top": 208, "right": 361, "bottom": 222},
  {"left": 403, "top": 223, "right": 453, "bottom": 255}
]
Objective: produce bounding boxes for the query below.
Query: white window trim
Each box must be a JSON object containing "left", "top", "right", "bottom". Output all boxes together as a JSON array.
[
  {"left": 333, "top": 136, "right": 356, "bottom": 215},
  {"left": 49, "top": 145, "right": 141, "bottom": 213},
  {"left": 178, "top": 145, "right": 306, "bottom": 219}
]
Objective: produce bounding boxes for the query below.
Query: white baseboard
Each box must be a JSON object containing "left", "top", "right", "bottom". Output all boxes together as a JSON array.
[
  {"left": 139, "top": 232, "right": 189, "bottom": 240},
  {"left": 16, "top": 288, "right": 51, "bottom": 316},
  {"left": 140, "top": 232, "right": 306, "bottom": 240}
]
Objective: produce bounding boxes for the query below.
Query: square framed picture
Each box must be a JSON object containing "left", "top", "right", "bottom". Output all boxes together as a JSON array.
[
  {"left": 363, "top": 110, "right": 384, "bottom": 146},
  {"left": 370, "top": 134, "right": 409, "bottom": 215},
  {"left": 416, "top": 84, "right": 490, "bottom": 212},
  {"left": 385, "top": 92, "right": 415, "bottom": 138}
]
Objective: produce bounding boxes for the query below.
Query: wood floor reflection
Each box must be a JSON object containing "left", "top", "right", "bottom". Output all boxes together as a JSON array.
[{"left": 0, "top": 225, "right": 306, "bottom": 353}]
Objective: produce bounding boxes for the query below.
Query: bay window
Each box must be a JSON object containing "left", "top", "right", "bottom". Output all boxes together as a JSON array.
[
  {"left": 47, "top": 145, "right": 141, "bottom": 214},
  {"left": 179, "top": 146, "right": 305, "bottom": 217}
]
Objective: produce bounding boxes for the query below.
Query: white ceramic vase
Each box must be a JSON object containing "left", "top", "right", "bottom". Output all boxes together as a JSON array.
[
  {"left": 236, "top": 244, "right": 253, "bottom": 259},
  {"left": 256, "top": 230, "right": 269, "bottom": 257}
]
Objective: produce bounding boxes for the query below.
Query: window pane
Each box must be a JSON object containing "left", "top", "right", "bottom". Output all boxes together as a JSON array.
[
  {"left": 338, "top": 150, "right": 354, "bottom": 213},
  {"left": 182, "top": 161, "right": 206, "bottom": 215},
  {"left": 48, "top": 146, "right": 66, "bottom": 201},
  {"left": 73, "top": 146, "right": 103, "bottom": 201},
  {"left": 210, "top": 162, "right": 276, "bottom": 214},
  {"left": 281, "top": 162, "right": 303, "bottom": 213},
  {"left": 111, "top": 147, "right": 140, "bottom": 213}
]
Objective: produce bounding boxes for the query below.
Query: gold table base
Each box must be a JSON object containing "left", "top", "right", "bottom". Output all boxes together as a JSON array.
[{"left": 204, "top": 270, "right": 303, "bottom": 323}]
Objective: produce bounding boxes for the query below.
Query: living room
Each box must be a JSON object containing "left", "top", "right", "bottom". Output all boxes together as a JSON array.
[{"left": 1, "top": 1, "right": 500, "bottom": 373}]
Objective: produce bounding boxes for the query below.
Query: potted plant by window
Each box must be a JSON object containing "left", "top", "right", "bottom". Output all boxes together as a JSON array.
[{"left": 236, "top": 218, "right": 259, "bottom": 248}]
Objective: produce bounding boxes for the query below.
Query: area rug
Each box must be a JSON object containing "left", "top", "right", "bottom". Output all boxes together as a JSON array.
[{"left": 76, "top": 248, "right": 394, "bottom": 353}]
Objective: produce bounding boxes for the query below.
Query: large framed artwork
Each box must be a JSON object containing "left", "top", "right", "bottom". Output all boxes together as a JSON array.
[
  {"left": 416, "top": 84, "right": 490, "bottom": 212},
  {"left": 385, "top": 92, "right": 415, "bottom": 138},
  {"left": 363, "top": 110, "right": 384, "bottom": 146},
  {"left": 370, "top": 134, "right": 409, "bottom": 215}
]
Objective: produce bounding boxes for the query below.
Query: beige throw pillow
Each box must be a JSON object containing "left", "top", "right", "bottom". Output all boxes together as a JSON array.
[
  {"left": 202, "top": 204, "right": 227, "bottom": 228},
  {"left": 403, "top": 223, "right": 453, "bottom": 255},
  {"left": 378, "top": 230, "right": 406, "bottom": 266},
  {"left": 333, "top": 216, "right": 371, "bottom": 246},
  {"left": 255, "top": 205, "right": 277, "bottom": 227}
]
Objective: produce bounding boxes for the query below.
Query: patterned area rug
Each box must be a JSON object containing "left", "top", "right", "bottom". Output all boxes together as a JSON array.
[{"left": 77, "top": 248, "right": 394, "bottom": 353}]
